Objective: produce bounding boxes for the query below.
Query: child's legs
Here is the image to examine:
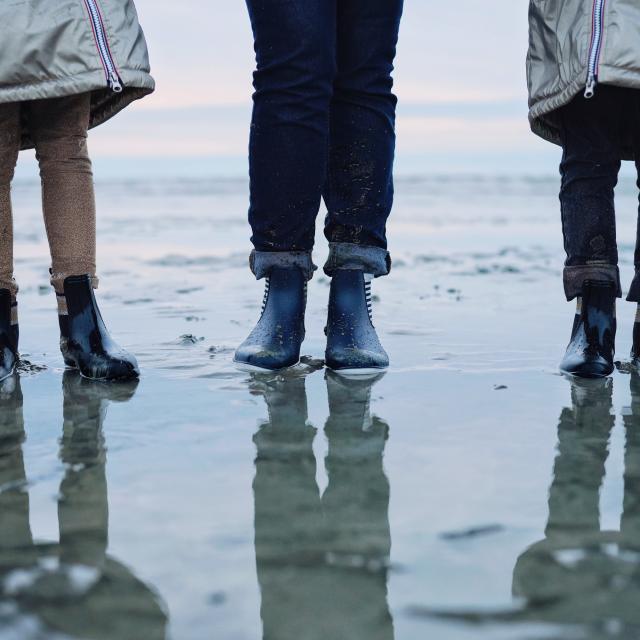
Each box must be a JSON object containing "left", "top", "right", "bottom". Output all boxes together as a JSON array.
[
  {"left": 559, "top": 86, "right": 624, "bottom": 301},
  {"left": 26, "top": 94, "right": 96, "bottom": 294},
  {"left": 0, "top": 103, "right": 20, "bottom": 296}
]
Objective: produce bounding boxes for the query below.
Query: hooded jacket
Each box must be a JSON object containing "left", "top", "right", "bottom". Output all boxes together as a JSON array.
[
  {"left": 527, "top": 0, "right": 640, "bottom": 158},
  {"left": 0, "top": 0, "right": 154, "bottom": 149}
]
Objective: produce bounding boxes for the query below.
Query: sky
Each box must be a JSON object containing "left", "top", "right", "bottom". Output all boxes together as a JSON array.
[{"left": 17, "top": 0, "right": 560, "bottom": 179}]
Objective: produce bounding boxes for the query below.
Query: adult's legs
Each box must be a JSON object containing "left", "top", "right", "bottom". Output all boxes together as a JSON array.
[
  {"left": 323, "top": 0, "right": 403, "bottom": 278},
  {"left": 26, "top": 94, "right": 96, "bottom": 294},
  {"left": 245, "top": 0, "right": 336, "bottom": 279},
  {"left": 0, "top": 103, "right": 21, "bottom": 297}
]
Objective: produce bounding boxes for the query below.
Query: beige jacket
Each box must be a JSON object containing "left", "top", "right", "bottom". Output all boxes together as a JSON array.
[
  {"left": 528, "top": 0, "right": 640, "bottom": 158},
  {"left": 0, "top": 0, "right": 154, "bottom": 149}
]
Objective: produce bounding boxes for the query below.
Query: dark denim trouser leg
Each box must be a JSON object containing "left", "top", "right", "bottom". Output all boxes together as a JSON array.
[
  {"left": 323, "top": 0, "right": 403, "bottom": 276},
  {"left": 628, "top": 93, "right": 640, "bottom": 302},
  {"left": 559, "top": 87, "right": 624, "bottom": 301},
  {"left": 245, "top": 0, "right": 335, "bottom": 256}
]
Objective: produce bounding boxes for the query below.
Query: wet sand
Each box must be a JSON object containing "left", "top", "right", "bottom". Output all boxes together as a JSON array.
[{"left": 2, "top": 174, "right": 640, "bottom": 639}]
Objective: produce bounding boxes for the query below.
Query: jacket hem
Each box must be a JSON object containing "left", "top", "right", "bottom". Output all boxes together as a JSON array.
[{"left": 0, "top": 68, "right": 155, "bottom": 150}]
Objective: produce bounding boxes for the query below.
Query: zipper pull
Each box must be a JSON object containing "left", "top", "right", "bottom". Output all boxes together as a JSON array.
[
  {"left": 108, "top": 71, "right": 123, "bottom": 94},
  {"left": 584, "top": 74, "right": 597, "bottom": 99}
]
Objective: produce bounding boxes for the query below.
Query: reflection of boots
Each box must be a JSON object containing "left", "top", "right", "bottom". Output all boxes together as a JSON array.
[
  {"left": 513, "top": 377, "right": 616, "bottom": 609},
  {"left": 321, "top": 371, "right": 394, "bottom": 640},
  {"left": 621, "top": 372, "right": 640, "bottom": 549},
  {"left": 545, "top": 378, "right": 614, "bottom": 540},
  {"left": 252, "top": 375, "right": 326, "bottom": 640},
  {"left": 58, "top": 371, "right": 137, "bottom": 567},
  {"left": 0, "top": 376, "right": 32, "bottom": 558},
  {"left": 252, "top": 375, "right": 322, "bottom": 565},
  {"left": 323, "top": 371, "right": 390, "bottom": 564}
]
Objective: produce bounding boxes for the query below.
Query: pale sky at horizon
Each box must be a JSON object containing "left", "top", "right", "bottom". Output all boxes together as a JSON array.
[{"left": 17, "top": 1, "right": 562, "bottom": 178}]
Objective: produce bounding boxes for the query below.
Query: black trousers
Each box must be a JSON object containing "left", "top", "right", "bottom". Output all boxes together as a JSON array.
[{"left": 559, "top": 85, "right": 640, "bottom": 301}]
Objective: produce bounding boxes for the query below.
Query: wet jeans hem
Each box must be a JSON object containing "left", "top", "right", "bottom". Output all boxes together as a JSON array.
[
  {"left": 323, "top": 242, "right": 391, "bottom": 277},
  {"left": 249, "top": 250, "right": 317, "bottom": 280},
  {"left": 563, "top": 264, "right": 621, "bottom": 301}
]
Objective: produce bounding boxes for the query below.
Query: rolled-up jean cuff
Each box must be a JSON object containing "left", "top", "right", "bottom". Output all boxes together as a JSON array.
[
  {"left": 249, "top": 250, "right": 317, "bottom": 281},
  {"left": 627, "top": 271, "right": 640, "bottom": 302},
  {"left": 323, "top": 242, "right": 391, "bottom": 278},
  {"left": 563, "top": 265, "right": 621, "bottom": 301}
]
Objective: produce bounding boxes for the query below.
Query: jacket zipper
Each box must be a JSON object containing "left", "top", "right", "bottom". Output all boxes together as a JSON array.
[
  {"left": 83, "top": 0, "right": 123, "bottom": 93},
  {"left": 584, "top": 0, "right": 606, "bottom": 99}
]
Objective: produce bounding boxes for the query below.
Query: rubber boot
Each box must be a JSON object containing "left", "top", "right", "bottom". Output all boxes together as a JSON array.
[
  {"left": 631, "top": 314, "right": 640, "bottom": 369},
  {"left": 325, "top": 270, "right": 389, "bottom": 376},
  {"left": 0, "top": 290, "right": 18, "bottom": 382},
  {"left": 560, "top": 280, "right": 616, "bottom": 378},
  {"left": 59, "top": 275, "right": 139, "bottom": 381},
  {"left": 234, "top": 267, "right": 306, "bottom": 372}
]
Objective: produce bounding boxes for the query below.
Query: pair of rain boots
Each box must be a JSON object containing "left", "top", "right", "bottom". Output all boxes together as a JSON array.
[
  {"left": 0, "top": 275, "right": 138, "bottom": 382},
  {"left": 234, "top": 267, "right": 388, "bottom": 376}
]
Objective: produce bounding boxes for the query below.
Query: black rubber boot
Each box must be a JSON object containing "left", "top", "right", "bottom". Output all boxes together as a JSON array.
[
  {"left": 560, "top": 280, "right": 616, "bottom": 378},
  {"left": 631, "top": 318, "right": 640, "bottom": 368},
  {"left": 325, "top": 270, "right": 389, "bottom": 375},
  {"left": 59, "top": 275, "right": 139, "bottom": 381},
  {"left": 234, "top": 267, "right": 306, "bottom": 371},
  {"left": 0, "top": 290, "right": 18, "bottom": 382}
]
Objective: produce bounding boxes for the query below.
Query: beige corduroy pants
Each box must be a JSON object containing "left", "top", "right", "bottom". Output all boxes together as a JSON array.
[{"left": 0, "top": 93, "right": 96, "bottom": 297}]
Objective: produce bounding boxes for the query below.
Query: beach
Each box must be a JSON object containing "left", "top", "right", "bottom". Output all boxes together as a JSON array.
[{"left": 2, "top": 172, "right": 640, "bottom": 639}]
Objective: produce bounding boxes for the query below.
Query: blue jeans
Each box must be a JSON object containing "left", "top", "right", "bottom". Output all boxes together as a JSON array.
[
  {"left": 558, "top": 85, "right": 640, "bottom": 302},
  {"left": 245, "top": 0, "right": 403, "bottom": 279}
]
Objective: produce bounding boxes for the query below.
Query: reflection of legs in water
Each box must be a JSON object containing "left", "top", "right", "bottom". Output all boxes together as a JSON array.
[
  {"left": 322, "top": 371, "right": 393, "bottom": 640},
  {"left": 251, "top": 372, "right": 393, "bottom": 640},
  {"left": 621, "top": 373, "right": 640, "bottom": 549},
  {"left": 252, "top": 375, "right": 324, "bottom": 639},
  {"left": 58, "top": 372, "right": 113, "bottom": 568},
  {"left": 0, "top": 372, "right": 167, "bottom": 640},
  {"left": 0, "top": 376, "right": 32, "bottom": 564},
  {"left": 513, "top": 378, "right": 619, "bottom": 614},
  {"left": 545, "top": 379, "right": 614, "bottom": 542},
  {"left": 42, "top": 372, "right": 168, "bottom": 640}
]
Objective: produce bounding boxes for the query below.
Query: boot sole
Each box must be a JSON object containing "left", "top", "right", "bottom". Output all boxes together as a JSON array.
[
  {"left": 559, "top": 365, "right": 613, "bottom": 379},
  {"left": 328, "top": 366, "right": 388, "bottom": 379},
  {"left": 234, "top": 359, "right": 301, "bottom": 374}
]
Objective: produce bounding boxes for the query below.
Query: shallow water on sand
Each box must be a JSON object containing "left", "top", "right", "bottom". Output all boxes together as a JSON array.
[{"left": 2, "top": 175, "right": 640, "bottom": 639}]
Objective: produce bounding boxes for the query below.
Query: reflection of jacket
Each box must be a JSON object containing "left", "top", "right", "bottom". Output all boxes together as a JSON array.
[
  {"left": 513, "top": 378, "right": 640, "bottom": 627},
  {"left": 527, "top": 0, "right": 640, "bottom": 157},
  {"left": 0, "top": 0, "right": 154, "bottom": 149}
]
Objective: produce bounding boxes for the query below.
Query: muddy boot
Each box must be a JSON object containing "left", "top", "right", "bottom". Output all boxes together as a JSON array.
[
  {"left": 0, "top": 290, "right": 18, "bottom": 382},
  {"left": 59, "top": 275, "right": 139, "bottom": 381},
  {"left": 560, "top": 281, "right": 616, "bottom": 378},
  {"left": 234, "top": 267, "right": 306, "bottom": 371},
  {"left": 325, "top": 270, "right": 389, "bottom": 376}
]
